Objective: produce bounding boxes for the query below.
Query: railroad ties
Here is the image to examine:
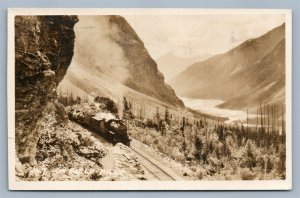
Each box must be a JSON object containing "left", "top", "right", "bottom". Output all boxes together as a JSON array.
[{"left": 130, "top": 146, "right": 183, "bottom": 181}]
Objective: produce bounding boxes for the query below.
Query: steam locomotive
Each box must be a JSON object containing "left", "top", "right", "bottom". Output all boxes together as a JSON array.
[{"left": 68, "top": 110, "right": 131, "bottom": 146}]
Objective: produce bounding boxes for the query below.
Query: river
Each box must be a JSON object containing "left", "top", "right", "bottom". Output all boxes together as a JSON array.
[{"left": 180, "top": 97, "right": 256, "bottom": 123}]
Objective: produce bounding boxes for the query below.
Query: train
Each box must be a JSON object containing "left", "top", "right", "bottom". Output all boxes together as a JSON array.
[{"left": 68, "top": 109, "right": 131, "bottom": 146}]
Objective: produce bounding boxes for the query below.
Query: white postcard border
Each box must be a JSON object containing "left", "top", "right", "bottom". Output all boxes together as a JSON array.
[{"left": 7, "top": 8, "right": 292, "bottom": 190}]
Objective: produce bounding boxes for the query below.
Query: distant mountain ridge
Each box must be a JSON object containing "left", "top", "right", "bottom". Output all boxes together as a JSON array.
[
  {"left": 170, "top": 23, "right": 285, "bottom": 110},
  {"left": 156, "top": 52, "right": 211, "bottom": 81}
]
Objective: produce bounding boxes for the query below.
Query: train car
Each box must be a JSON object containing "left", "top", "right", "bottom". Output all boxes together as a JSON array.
[
  {"left": 90, "top": 115, "right": 107, "bottom": 134},
  {"left": 91, "top": 112, "right": 131, "bottom": 146},
  {"left": 67, "top": 106, "right": 131, "bottom": 146},
  {"left": 106, "top": 119, "right": 130, "bottom": 146}
]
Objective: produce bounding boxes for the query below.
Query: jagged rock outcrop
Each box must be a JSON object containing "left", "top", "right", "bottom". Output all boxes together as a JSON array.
[
  {"left": 15, "top": 15, "right": 78, "bottom": 163},
  {"left": 108, "top": 16, "right": 184, "bottom": 107}
]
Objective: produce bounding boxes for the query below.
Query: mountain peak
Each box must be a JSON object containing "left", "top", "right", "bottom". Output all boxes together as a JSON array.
[{"left": 60, "top": 15, "right": 184, "bottom": 108}]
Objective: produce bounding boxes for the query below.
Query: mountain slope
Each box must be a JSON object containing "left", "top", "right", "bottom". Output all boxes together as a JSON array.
[
  {"left": 170, "top": 23, "right": 285, "bottom": 110},
  {"left": 218, "top": 39, "right": 285, "bottom": 109},
  {"left": 59, "top": 15, "right": 184, "bottom": 107},
  {"left": 156, "top": 52, "right": 210, "bottom": 81}
]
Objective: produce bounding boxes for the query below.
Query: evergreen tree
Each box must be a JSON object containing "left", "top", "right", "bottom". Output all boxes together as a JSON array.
[
  {"left": 165, "top": 108, "right": 171, "bottom": 125},
  {"left": 244, "top": 139, "right": 257, "bottom": 170},
  {"left": 69, "top": 91, "right": 75, "bottom": 105},
  {"left": 123, "top": 97, "right": 129, "bottom": 110},
  {"left": 76, "top": 96, "right": 81, "bottom": 104},
  {"left": 181, "top": 116, "right": 186, "bottom": 133},
  {"left": 194, "top": 136, "right": 202, "bottom": 161},
  {"left": 181, "top": 141, "right": 187, "bottom": 158},
  {"left": 156, "top": 107, "right": 160, "bottom": 122}
]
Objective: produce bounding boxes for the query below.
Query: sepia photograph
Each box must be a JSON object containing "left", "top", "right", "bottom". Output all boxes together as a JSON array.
[{"left": 7, "top": 8, "right": 292, "bottom": 190}]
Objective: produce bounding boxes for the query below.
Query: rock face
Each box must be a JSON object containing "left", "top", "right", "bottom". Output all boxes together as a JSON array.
[
  {"left": 108, "top": 16, "right": 184, "bottom": 107},
  {"left": 14, "top": 16, "right": 152, "bottom": 182},
  {"left": 15, "top": 16, "right": 78, "bottom": 163}
]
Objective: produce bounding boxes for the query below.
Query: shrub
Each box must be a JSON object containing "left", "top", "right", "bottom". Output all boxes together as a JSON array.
[{"left": 240, "top": 168, "right": 256, "bottom": 180}]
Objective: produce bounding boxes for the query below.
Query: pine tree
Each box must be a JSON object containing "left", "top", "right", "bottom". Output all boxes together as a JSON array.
[
  {"left": 260, "top": 99, "right": 264, "bottom": 132},
  {"left": 256, "top": 108, "right": 259, "bottom": 132},
  {"left": 76, "top": 96, "right": 81, "bottom": 104},
  {"left": 181, "top": 141, "right": 187, "bottom": 159},
  {"left": 244, "top": 139, "right": 257, "bottom": 170},
  {"left": 128, "top": 100, "right": 132, "bottom": 110},
  {"left": 246, "top": 109, "right": 249, "bottom": 132},
  {"left": 181, "top": 116, "right": 186, "bottom": 133},
  {"left": 194, "top": 136, "right": 202, "bottom": 161},
  {"left": 267, "top": 105, "right": 270, "bottom": 134},
  {"left": 123, "top": 97, "right": 129, "bottom": 110},
  {"left": 165, "top": 108, "right": 170, "bottom": 125},
  {"left": 69, "top": 91, "right": 75, "bottom": 105},
  {"left": 156, "top": 107, "right": 160, "bottom": 122},
  {"left": 281, "top": 105, "right": 285, "bottom": 135}
]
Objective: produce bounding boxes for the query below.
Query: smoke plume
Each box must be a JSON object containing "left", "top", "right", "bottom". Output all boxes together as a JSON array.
[{"left": 59, "top": 15, "right": 130, "bottom": 117}]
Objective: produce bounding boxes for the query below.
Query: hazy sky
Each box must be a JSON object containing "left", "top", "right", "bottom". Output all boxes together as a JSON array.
[{"left": 124, "top": 14, "right": 285, "bottom": 59}]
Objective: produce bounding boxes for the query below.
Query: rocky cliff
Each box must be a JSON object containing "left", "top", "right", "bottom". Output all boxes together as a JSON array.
[
  {"left": 109, "top": 16, "right": 184, "bottom": 107},
  {"left": 15, "top": 16, "right": 78, "bottom": 163}
]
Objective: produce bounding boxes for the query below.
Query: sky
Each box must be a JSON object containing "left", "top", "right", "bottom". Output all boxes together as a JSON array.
[{"left": 124, "top": 14, "right": 285, "bottom": 59}]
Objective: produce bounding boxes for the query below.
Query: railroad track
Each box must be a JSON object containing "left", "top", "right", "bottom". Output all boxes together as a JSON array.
[
  {"left": 130, "top": 146, "right": 183, "bottom": 181},
  {"left": 83, "top": 121, "right": 183, "bottom": 181}
]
